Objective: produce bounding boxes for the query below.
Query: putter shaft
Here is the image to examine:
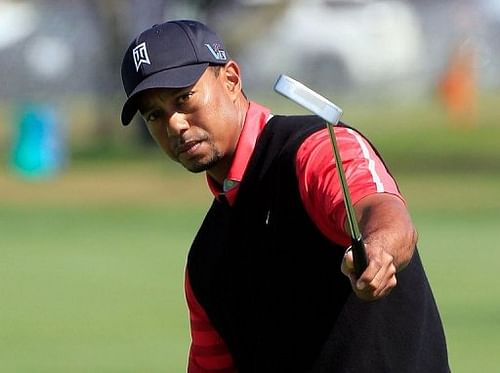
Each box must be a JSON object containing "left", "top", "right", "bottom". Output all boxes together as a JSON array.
[
  {"left": 326, "top": 123, "right": 367, "bottom": 277},
  {"left": 274, "top": 74, "right": 368, "bottom": 277}
]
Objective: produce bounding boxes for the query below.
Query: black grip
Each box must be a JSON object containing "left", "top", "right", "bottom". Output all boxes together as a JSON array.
[{"left": 351, "top": 235, "right": 368, "bottom": 278}]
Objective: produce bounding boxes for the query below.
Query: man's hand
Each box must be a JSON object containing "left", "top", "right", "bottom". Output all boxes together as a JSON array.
[
  {"left": 341, "top": 244, "right": 397, "bottom": 301},
  {"left": 340, "top": 193, "right": 417, "bottom": 301}
]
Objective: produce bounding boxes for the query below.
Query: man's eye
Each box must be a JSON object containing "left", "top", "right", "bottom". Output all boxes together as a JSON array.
[
  {"left": 146, "top": 110, "right": 162, "bottom": 122},
  {"left": 177, "top": 92, "right": 193, "bottom": 104}
]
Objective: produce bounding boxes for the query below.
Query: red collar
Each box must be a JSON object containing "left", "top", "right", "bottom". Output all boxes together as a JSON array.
[{"left": 207, "top": 101, "right": 271, "bottom": 203}]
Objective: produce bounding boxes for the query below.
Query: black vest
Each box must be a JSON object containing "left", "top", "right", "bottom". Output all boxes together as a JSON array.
[{"left": 187, "top": 115, "right": 450, "bottom": 373}]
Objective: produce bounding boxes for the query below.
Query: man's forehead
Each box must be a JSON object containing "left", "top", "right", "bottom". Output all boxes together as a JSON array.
[{"left": 137, "top": 87, "right": 185, "bottom": 110}]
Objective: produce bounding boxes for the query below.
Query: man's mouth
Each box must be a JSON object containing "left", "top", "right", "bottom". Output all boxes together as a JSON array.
[{"left": 176, "top": 140, "right": 201, "bottom": 156}]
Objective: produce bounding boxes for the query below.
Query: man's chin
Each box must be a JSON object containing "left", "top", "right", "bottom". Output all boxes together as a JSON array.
[
  {"left": 182, "top": 158, "right": 218, "bottom": 174},
  {"left": 185, "top": 164, "right": 207, "bottom": 174}
]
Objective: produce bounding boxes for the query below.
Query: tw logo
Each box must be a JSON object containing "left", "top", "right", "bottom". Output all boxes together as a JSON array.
[
  {"left": 133, "top": 42, "right": 151, "bottom": 71},
  {"left": 205, "top": 43, "right": 227, "bottom": 61}
]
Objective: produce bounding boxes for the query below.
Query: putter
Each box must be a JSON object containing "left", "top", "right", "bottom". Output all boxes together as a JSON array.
[{"left": 274, "top": 74, "right": 368, "bottom": 277}]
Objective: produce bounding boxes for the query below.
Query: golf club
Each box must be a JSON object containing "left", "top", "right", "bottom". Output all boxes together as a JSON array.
[{"left": 274, "top": 74, "right": 368, "bottom": 277}]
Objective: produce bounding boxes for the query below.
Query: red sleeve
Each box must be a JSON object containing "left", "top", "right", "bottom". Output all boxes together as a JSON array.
[
  {"left": 185, "top": 272, "right": 238, "bottom": 372},
  {"left": 296, "top": 127, "right": 404, "bottom": 247}
]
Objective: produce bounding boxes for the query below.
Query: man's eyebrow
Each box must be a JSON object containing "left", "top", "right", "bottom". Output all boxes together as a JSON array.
[{"left": 138, "top": 86, "right": 189, "bottom": 114}]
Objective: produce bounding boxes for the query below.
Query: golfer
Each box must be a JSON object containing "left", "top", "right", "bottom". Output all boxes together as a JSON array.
[{"left": 120, "top": 20, "right": 450, "bottom": 373}]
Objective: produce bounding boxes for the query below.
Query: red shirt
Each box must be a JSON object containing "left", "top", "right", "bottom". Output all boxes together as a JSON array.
[{"left": 187, "top": 101, "right": 403, "bottom": 372}]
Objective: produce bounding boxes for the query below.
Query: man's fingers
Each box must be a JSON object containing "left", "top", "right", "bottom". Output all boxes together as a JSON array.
[
  {"left": 344, "top": 247, "right": 398, "bottom": 301},
  {"left": 378, "top": 275, "right": 398, "bottom": 298},
  {"left": 372, "top": 265, "right": 397, "bottom": 297},
  {"left": 341, "top": 247, "right": 354, "bottom": 276},
  {"left": 362, "top": 257, "right": 395, "bottom": 292}
]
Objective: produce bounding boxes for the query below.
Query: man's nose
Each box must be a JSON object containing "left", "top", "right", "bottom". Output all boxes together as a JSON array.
[{"left": 166, "top": 112, "right": 189, "bottom": 136}]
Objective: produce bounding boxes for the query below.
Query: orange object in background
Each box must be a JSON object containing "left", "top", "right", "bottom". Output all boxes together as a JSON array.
[{"left": 437, "top": 42, "right": 477, "bottom": 127}]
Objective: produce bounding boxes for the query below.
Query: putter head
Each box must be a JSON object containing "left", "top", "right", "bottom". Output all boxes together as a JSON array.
[{"left": 273, "top": 74, "right": 343, "bottom": 124}]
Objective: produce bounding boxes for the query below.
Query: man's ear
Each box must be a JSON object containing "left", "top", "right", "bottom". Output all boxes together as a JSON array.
[{"left": 222, "top": 60, "right": 242, "bottom": 98}]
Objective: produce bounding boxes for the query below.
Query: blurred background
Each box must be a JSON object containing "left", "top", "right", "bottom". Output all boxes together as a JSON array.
[{"left": 1, "top": 0, "right": 499, "bottom": 372}]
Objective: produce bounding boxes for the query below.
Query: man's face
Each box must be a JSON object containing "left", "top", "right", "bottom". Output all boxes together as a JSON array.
[{"left": 137, "top": 65, "right": 242, "bottom": 177}]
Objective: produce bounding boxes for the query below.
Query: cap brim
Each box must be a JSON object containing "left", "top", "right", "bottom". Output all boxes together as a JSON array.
[{"left": 121, "top": 63, "right": 209, "bottom": 126}]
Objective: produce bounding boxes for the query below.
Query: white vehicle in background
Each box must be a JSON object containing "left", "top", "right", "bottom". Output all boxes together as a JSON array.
[
  {"left": 0, "top": 1, "right": 37, "bottom": 49},
  {"left": 235, "top": 0, "right": 424, "bottom": 93}
]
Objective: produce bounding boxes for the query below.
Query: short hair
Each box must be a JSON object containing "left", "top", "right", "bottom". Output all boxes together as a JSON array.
[{"left": 210, "top": 64, "right": 223, "bottom": 77}]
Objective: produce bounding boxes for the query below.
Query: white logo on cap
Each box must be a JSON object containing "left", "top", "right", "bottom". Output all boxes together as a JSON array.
[
  {"left": 133, "top": 42, "right": 151, "bottom": 71},
  {"left": 205, "top": 43, "right": 227, "bottom": 61}
]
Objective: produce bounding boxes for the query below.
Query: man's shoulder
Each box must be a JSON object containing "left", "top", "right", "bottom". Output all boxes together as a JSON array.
[
  {"left": 264, "top": 114, "right": 325, "bottom": 137},
  {"left": 252, "top": 114, "right": 327, "bottom": 165},
  {"left": 267, "top": 113, "right": 321, "bottom": 124}
]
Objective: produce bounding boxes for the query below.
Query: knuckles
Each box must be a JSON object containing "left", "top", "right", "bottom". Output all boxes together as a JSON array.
[{"left": 341, "top": 247, "right": 399, "bottom": 301}]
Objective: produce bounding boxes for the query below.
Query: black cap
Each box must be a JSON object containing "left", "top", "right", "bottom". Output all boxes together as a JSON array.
[{"left": 120, "top": 20, "right": 229, "bottom": 125}]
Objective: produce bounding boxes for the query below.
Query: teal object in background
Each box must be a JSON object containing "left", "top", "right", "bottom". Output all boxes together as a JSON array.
[{"left": 10, "top": 104, "right": 66, "bottom": 179}]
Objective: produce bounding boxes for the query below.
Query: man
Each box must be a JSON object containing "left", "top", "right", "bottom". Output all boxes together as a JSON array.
[{"left": 120, "top": 20, "right": 450, "bottom": 372}]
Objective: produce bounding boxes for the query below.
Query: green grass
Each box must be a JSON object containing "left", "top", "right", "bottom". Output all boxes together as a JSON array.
[
  {"left": 414, "top": 209, "right": 500, "bottom": 373},
  {"left": 2, "top": 170, "right": 499, "bottom": 372},
  {"left": 1, "top": 205, "right": 205, "bottom": 372}
]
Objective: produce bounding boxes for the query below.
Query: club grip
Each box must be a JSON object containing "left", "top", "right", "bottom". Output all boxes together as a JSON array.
[{"left": 351, "top": 235, "right": 368, "bottom": 278}]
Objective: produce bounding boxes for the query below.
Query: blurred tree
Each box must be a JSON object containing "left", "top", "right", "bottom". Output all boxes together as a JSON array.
[{"left": 83, "top": 0, "right": 170, "bottom": 146}]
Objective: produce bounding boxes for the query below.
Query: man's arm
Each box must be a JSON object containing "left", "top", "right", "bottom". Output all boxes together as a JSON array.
[{"left": 341, "top": 192, "right": 418, "bottom": 301}]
